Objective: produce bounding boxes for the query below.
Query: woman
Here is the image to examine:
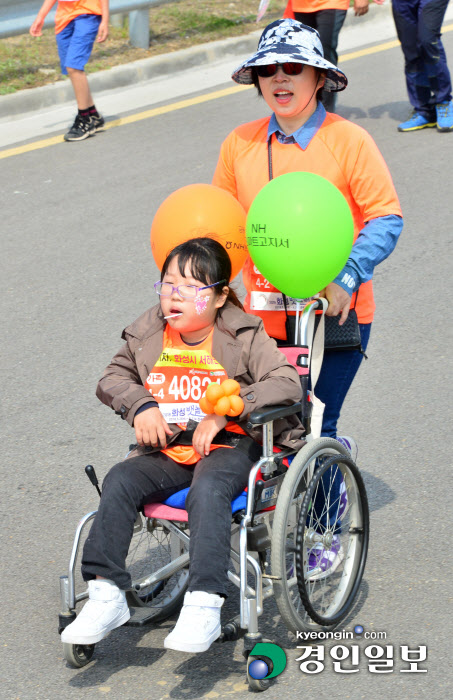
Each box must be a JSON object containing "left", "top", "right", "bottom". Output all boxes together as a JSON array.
[{"left": 212, "top": 18, "right": 403, "bottom": 445}]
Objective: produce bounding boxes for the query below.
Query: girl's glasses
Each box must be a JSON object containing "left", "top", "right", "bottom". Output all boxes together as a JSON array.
[
  {"left": 154, "top": 280, "right": 226, "bottom": 299},
  {"left": 256, "top": 63, "right": 305, "bottom": 78}
]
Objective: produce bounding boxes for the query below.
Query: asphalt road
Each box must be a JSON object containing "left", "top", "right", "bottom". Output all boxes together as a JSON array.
[{"left": 1, "top": 31, "right": 452, "bottom": 700}]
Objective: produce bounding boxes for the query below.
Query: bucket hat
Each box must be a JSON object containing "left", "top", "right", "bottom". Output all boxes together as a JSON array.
[{"left": 232, "top": 19, "right": 347, "bottom": 92}]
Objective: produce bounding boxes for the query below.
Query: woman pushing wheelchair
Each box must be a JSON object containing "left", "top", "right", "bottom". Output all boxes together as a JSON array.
[
  {"left": 212, "top": 18, "right": 403, "bottom": 447},
  {"left": 61, "top": 237, "right": 305, "bottom": 654}
]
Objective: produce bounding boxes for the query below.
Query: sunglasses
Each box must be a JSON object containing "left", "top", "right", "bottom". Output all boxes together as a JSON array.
[{"left": 256, "top": 63, "right": 305, "bottom": 78}]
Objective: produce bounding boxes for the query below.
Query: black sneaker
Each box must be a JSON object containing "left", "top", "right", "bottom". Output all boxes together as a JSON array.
[
  {"left": 64, "top": 115, "right": 96, "bottom": 142},
  {"left": 90, "top": 113, "right": 105, "bottom": 131}
]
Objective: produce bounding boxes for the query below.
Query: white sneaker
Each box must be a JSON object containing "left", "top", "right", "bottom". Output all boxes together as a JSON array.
[
  {"left": 61, "top": 579, "right": 130, "bottom": 645},
  {"left": 164, "top": 591, "right": 224, "bottom": 653}
]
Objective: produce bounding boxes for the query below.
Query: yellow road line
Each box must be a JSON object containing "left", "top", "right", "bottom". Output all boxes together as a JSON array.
[
  {"left": 0, "top": 85, "right": 251, "bottom": 160},
  {"left": 1, "top": 22, "right": 453, "bottom": 161}
]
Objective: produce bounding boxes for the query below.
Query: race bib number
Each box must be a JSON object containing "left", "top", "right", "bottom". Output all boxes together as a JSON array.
[{"left": 144, "top": 347, "right": 227, "bottom": 424}]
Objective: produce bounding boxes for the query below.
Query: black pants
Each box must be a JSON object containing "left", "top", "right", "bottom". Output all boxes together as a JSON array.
[
  {"left": 294, "top": 10, "right": 347, "bottom": 112},
  {"left": 81, "top": 447, "right": 255, "bottom": 596}
]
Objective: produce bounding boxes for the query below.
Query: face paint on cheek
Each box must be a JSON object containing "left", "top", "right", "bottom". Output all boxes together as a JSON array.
[{"left": 194, "top": 294, "right": 210, "bottom": 315}]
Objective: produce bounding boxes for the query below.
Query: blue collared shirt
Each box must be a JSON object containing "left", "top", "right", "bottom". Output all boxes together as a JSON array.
[{"left": 266, "top": 103, "right": 403, "bottom": 296}]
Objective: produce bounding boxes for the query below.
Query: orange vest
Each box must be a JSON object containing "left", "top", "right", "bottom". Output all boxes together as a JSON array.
[
  {"left": 212, "top": 114, "right": 402, "bottom": 340},
  {"left": 284, "top": 0, "right": 350, "bottom": 17},
  {"left": 145, "top": 326, "right": 244, "bottom": 464},
  {"left": 55, "top": 0, "right": 102, "bottom": 34}
]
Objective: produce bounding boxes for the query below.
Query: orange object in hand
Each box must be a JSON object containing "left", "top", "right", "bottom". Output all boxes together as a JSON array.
[
  {"left": 205, "top": 382, "right": 225, "bottom": 405},
  {"left": 199, "top": 395, "right": 215, "bottom": 415},
  {"left": 214, "top": 396, "right": 231, "bottom": 416},
  {"left": 227, "top": 394, "right": 244, "bottom": 416},
  {"left": 200, "top": 379, "right": 244, "bottom": 417},
  {"left": 221, "top": 378, "right": 241, "bottom": 396}
]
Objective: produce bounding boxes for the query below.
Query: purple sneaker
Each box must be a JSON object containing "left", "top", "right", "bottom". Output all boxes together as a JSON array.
[
  {"left": 336, "top": 435, "right": 358, "bottom": 462},
  {"left": 308, "top": 535, "right": 344, "bottom": 581}
]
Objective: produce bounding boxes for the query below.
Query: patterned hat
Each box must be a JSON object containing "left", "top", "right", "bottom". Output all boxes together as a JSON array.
[{"left": 232, "top": 19, "right": 347, "bottom": 92}]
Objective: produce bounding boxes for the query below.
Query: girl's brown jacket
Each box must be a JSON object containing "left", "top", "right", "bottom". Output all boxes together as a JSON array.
[{"left": 96, "top": 302, "right": 306, "bottom": 454}]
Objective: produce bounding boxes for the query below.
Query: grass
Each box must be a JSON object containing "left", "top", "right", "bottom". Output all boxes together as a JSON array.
[{"left": 0, "top": 0, "right": 288, "bottom": 95}]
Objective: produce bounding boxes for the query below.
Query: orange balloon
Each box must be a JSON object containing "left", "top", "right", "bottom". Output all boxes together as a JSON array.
[
  {"left": 221, "top": 378, "right": 241, "bottom": 396},
  {"left": 206, "top": 383, "right": 225, "bottom": 405},
  {"left": 199, "top": 396, "right": 214, "bottom": 415},
  {"left": 227, "top": 395, "right": 244, "bottom": 417},
  {"left": 150, "top": 184, "right": 247, "bottom": 280},
  {"left": 214, "top": 396, "right": 231, "bottom": 416}
]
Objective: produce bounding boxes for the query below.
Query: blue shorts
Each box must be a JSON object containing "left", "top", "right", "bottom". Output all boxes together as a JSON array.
[{"left": 56, "top": 14, "right": 101, "bottom": 75}]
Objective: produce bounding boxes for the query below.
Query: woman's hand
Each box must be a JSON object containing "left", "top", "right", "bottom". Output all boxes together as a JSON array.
[
  {"left": 320, "top": 282, "right": 352, "bottom": 325},
  {"left": 134, "top": 407, "right": 173, "bottom": 448},
  {"left": 193, "top": 414, "right": 228, "bottom": 457}
]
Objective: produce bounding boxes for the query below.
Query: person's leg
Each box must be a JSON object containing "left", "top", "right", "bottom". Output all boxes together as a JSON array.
[
  {"left": 419, "top": 0, "right": 453, "bottom": 129},
  {"left": 315, "top": 323, "right": 372, "bottom": 439},
  {"left": 311, "top": 324, "right": 371, "bottom": 531},
  {"left": 185, "top": 446, "right": 256, "bottom": 595},
  {"left": 66, "top": 68, "right": 95, "bottom": 111},
  {"left": 164, "top": 446, "right": 256, "bottom": 652},
  {"left": 313, "top": 9, "right": 347, "bottom": 112},
  {"left": 293, "top": 11, "right": 317, "bottom": 30},
  {"left": 61, "top": 15, "right": 102, "bottom": 140},
  {"left": 81, "top": 452, "right": 194, "bottom": 590},
  {"left": 392, "top": 0, "right": 437, "bottom": 122},
  {"left": 294, "top": 10, "right": 347, "bottom": 112},
  {"left": 62, "top": 452, "right": 194, "bottom": 645},
  {"left": 65, "top": 14, "right": 101, "bottom": 107}
]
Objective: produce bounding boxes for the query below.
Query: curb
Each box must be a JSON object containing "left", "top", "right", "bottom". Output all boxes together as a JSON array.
[{"left": 1, "top": 5, "right": 393, "bottom": 119}]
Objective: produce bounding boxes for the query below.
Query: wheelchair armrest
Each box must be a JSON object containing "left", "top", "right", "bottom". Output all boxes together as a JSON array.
[{"left": 247, "top": 402, "right": 303, "bottom": 427}]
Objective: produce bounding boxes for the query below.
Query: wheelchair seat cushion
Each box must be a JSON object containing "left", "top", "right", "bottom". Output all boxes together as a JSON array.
[{"left": 163, "top": 487, "right": 247, "bottom": 514}]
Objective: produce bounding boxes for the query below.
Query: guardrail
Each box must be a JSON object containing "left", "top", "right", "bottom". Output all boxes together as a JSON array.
[{"left": 0, "top": 0, "right": 183, "bottom": 49}]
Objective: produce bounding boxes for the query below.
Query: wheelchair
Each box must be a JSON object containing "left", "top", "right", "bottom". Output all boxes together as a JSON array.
[{"left": 58, "top": 299, "right": 370, "bottom": 691}]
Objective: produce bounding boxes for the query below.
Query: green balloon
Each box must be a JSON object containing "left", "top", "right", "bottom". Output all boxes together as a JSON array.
[{"left": 246, "top": 172, "right": 354, "bottom": 298}]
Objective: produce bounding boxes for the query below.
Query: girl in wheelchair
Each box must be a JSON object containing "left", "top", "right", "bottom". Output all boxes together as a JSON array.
[{"left": 61, "top": 237, "right": 305, "bottom": 654}]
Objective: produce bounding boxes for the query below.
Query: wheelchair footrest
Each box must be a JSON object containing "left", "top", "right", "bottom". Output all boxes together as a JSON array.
[{"left": 125, "top": 606, "right": 164, "bottom": 627}]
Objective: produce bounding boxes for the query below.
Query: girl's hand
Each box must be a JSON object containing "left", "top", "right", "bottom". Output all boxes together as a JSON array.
[
  {"left": 134, "top": 407, "right": 173, "bottom": 448},
  {"left": 193, "top": 414, "right": 228, "bottom": 457},
  {"left": 97, "top": 20, "right": 109, "bottom": 43},
  {"left": 353, "top": 0, "right": 369, "bottom": 16},
  {"left": 320, "top": 282, "right": 352, "bottom": 325}
]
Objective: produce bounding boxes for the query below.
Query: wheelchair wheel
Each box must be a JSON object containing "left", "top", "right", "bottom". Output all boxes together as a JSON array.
[
  {"left": 295, "top": 454, "right": 369, "bottom": 626},
  {"left": 271, "top": 438, "right": 365, "bottom": 633},
  {"left": 246, "top": 655, "right": 271, "bottom": 692},
  {"left": 63, "top": 642, "right": 94, "bottom": 668},
  {"left": 125, "top": 514, "right": 189, "bottom": 621}
]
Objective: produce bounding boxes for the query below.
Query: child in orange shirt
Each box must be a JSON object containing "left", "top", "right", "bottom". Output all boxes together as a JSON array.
[{"left": 30, "top": 1, "right": 109, "bottom": 141}]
